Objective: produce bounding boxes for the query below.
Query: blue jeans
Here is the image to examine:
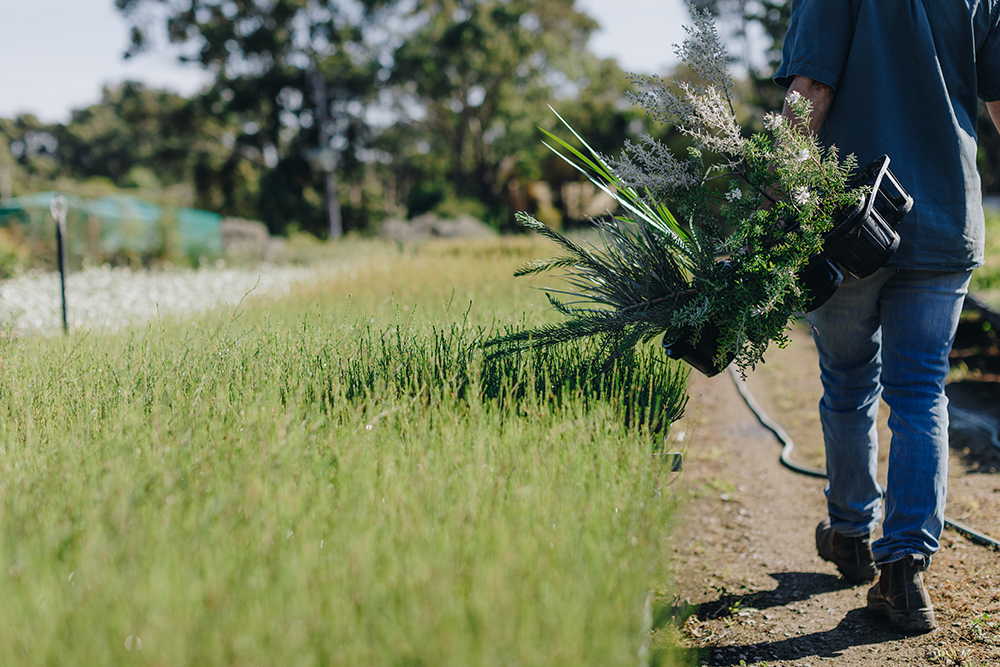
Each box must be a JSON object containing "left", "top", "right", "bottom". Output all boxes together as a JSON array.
[{"left": 807, "top": 267, "right": 971, "bottom": 566}]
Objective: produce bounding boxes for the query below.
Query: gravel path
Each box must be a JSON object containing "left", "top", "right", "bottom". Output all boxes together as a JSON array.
[{"left": 0, "top": 263, "right": 322, "bottom": 335}]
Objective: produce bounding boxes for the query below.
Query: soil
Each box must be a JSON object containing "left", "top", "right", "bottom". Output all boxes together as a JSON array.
[{"left": 658, "top": 320, "right": 1000, "bottom": 666}]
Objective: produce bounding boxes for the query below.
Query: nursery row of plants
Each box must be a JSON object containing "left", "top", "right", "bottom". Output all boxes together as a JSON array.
[{"left": 0, "top": 238, "right": 692, "bottom": 666}]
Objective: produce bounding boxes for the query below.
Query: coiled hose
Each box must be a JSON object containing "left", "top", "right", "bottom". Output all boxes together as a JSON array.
[{"left": 728, "top": 366, "right": 1000, "bottom": 552}]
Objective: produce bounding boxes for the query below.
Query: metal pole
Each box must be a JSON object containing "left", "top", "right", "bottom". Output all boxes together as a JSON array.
[{"left": 50, "top": 194, "right": 69, "bottom": 333}]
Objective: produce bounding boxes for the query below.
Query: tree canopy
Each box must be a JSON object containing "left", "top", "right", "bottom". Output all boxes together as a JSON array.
[
  {"left": 115, "top": 0, "right": 403, "bottom": 236},
  {"left": 391, "top": 0, "right": 597, "bottom": 209},
  {"left": 111, "top": 0, "right": 639, "bottom": 235},
  {"left": 10, "top": 1, "right": 873, "bottom": 238}
]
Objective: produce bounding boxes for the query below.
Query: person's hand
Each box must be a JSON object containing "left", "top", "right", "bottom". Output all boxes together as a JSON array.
[
  {"left": 783, "top": 76, "right": 835, "bottom": 135},
  {"left": 987, "top": 99, "right": 1000, "bottom": 135}
]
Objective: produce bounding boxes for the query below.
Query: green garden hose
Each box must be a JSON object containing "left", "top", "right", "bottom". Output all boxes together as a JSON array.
[{"left": 728, "top": 367, "right": 1000, "bottom": 552}]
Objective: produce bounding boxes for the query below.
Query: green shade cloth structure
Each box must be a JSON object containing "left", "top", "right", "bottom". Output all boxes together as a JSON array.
[{"left": 0, "top": 192, "right": 222, "bottom": 256}]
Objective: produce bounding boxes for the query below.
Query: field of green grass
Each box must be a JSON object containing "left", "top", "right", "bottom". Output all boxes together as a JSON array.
[{"left": 0, "top": 238, "right": 692, "bottom": 666}]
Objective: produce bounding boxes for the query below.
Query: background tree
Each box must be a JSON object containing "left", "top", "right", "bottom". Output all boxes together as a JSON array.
[
  {"left": 388, "top": 0, "right": 602, "bottom": 226},
  {"left": 3, "top": 0, "right": 648, "bottom": 236},
  {"left": 116, "top": 0, "right": 400, "bottom": 237},
  {"left": 0, "top": 115, "right": 62, "bottom": 186},
  {"left": 55, "top": 82, "right": 202, "bottom": 192},
  {"left": 0, "top": 134, "right": 16, "bottom": 200}
]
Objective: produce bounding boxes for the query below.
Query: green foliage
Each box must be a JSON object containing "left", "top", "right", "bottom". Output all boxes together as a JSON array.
[
  {"left": 487, "top": 211, "right": 699, "bottom": 365},
  {"left": 329, "top": 315, "right": 689, "bottom": 433},
  {"left": 406, "top": 180, "right": 447, "bottom": 218},
  {"left": 116, "top": 0, "right": 400, "bottom": 236},
  {"left": 0, "top": 228, "right": 30, "bottom": 278},
  {"left": 0, "top": 239, "right": 690, "bottom": 665},
  {"left": 5, "top": 1, "right": 646, "bottom": 238},
  {"left": 0, "top": 115, "right": 61, "bottom": 186},
  {"left": 256, "top": 154, "right": 323, "bottom": 236},
  {"left": 55, "top": 82, "right": 201, "bottom": 188},
  {"left": 0, "top": 133, "right": 21, "bottom": 200},
  {"left": 4, "top": 1, "right": 663, "bottom": 239},
  {"left": 387, "top": 0, "right": 634, "bottom": 230},
  {"left": 433, "top": 194, "right": 490, "bottom": 222},
  {"left": 0, "top": 84, "right": 256, "bottom": 223},
  {"left": 489, "top": 10, "right": 862, "bottom": 374}
]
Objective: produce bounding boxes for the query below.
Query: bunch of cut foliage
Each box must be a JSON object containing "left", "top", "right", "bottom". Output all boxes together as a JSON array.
[{"left": 486, "top": 8, "right": 861, "bottom": 374}]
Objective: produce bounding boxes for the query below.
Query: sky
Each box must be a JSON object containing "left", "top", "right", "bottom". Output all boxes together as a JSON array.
[{"left": 0, "top": 0, "right": 689, "bottom": 124}]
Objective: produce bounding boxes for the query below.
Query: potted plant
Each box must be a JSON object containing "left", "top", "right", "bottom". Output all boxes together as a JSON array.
[{"left": 486, "top": 8, "right": 912, "bottom": 377}]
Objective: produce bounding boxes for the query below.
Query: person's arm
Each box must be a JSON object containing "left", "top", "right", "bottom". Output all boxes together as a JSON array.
[
  {"left": 781, "top": 75, "right": 835, "bottom": 135},
  {"left": 987, "top": 99, "right": 1000, "bottom": 134}
]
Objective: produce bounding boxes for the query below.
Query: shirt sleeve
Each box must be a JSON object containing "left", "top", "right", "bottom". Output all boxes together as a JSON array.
[
  {"left": 978, "top": 11, "right": 1000, "bottom": 101},
  {"left": 774, "top": 0, "right": 856, "bottom": 91}
]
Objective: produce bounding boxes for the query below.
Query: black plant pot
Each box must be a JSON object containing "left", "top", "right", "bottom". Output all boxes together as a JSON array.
[
  {"left": 799, "top": 255, "right": 844, "bottom": 312},
  {"left": 662, "top": 322, "right": 735, "bottom": 377},
  {"left": 819, "top": 154, "right": 911, "bottom": 279},
  {"left": 666, "top": 156, "right": 913, "bottom": 375},
  {"left": 795, "top": 155, "right": 912, "bottom": 311}
]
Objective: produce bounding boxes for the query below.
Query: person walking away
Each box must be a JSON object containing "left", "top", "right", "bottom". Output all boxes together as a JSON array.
[{"left": 774, "top": 0, "right": 1000, "bottom": 633}]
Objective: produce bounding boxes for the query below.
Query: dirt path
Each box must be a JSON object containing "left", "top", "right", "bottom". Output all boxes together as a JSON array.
[{"left": 663, "top": 325, "right": 1000, "bottom": 666}]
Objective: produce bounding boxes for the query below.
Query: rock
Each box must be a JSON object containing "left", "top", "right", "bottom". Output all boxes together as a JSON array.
[
  {"left": 378, "top": 213, "right": 497, "bottom": 243},
  {"left": 221, "top": 218, "right": 283, "bottom": 261}
]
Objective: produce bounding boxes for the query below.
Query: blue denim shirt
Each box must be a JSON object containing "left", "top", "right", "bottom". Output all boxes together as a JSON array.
[{"left": 775, "top": 0, "right": 1000, "bottom": 271}]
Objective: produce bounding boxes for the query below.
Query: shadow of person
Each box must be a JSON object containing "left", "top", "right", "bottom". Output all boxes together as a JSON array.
[
  {"left": 704, "top": 607, "right": 918, "bottom": 666},
  {"left": 755, "top": 571, "right": 853, "bottom": 608},
  {"left": 686, "top": 571, "right": 850, "bottom": 623}
]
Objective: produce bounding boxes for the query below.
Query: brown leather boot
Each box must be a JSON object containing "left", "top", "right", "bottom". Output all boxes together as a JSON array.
[
  {"left": 815, "top": 518, "right": 877, "bottom": 583},
  {"left": 866, "top": 555, "right": 937, "bottom": 633}
]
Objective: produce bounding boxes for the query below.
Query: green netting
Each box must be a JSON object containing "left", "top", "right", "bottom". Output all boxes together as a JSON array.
[
  {"left": 0, "top": 192, "right": 86, "bottom": 229},
  {"left": 86, "top": 195, "right": 162, "bottom": 254},
  {"left": 0, "top": 193, "right": 222, "bottom": 257},
  {"left": 175, "top": 208, "right": 223, "bottom": 254}
]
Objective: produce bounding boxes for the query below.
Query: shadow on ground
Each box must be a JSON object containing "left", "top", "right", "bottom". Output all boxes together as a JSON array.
[
  {"left": 694, "top": 572, "right": 846, "bottom": 618},
  {"left": 702, "top": 606, "right": 920, "bottom": 666},
  {"left": 657, "top": 571, "right": 933, "bottom": 666}
]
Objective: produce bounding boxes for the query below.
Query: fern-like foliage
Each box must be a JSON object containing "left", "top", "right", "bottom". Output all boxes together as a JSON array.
[{"left": 486, "top": 211, "right": 711, "bottom": 369}]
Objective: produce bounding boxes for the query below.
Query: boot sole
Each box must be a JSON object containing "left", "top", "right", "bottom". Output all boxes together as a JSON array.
[{"left": 867, "top": 599, "right": 937, "bottom": 633}]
